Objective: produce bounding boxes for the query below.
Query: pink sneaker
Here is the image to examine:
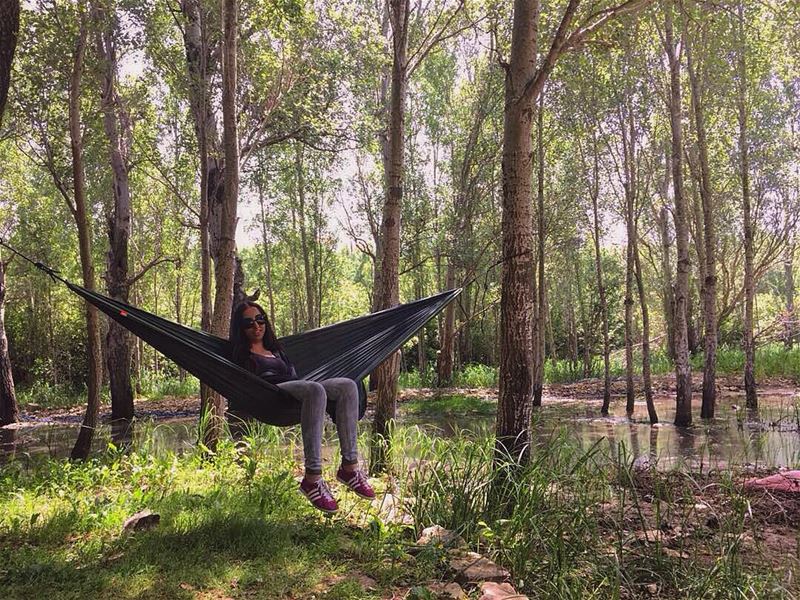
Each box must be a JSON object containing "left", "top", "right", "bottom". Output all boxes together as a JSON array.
[
  {"left": 336, "top": 468, "right": 376, "bottom": 499},
  {"left": 299, "top": 478, "right": 338, "bottom": 513}
]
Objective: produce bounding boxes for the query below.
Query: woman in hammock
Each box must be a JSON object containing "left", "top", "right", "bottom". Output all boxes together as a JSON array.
[{"left": 228, "top": 301, "right": 375, "bottom": 513}]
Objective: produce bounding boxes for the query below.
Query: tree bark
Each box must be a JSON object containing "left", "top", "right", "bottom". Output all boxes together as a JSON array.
[
  {"left": 657, "top": 202, "right": 675, "bottom": 360},
  {"left": 664, "top": 3, "right": 692, "bottom": 427},
  {"left": 633, "top": 214, "right": 657, "bottom": 424},
  {"left": 438, "top": 264, "right": 456, "bottom": 385},
  {"left": 295, "top": 143, "right": 316, "bottom": 330},
  {"left": 0, "top": 1, "right": 19, "bottom": 427},
  {"left": 257, "top": 176, "right": 277, "bottom": 326},
  {"left": 686, "top": 25, "right": 717, "bottom": 419},
  {"left": 0, "top": 259, "right": 18, "bottom": 426},
  {"left": 371, "top": 0, "right": 409, "bottom": 475},
  {"left": 203, "top": 0, "right": 239, "bottom": 447},
  {"left": 95, "top": 4, "right": 134, "bottom": 423},
  {"left": 621, "top": 103, "right": 636, "bottom": 417},
  {"left": 70, "top": 11, "right": 103, "bottom": 460},
  {"left": 737, "top": 0, "right": 756, "bottom": 410},
  {"left": 533, "top": 99, "right": 546, "bottom": 408},
  {"left": 785, "top": 242, "right": 795, "bottom": 349},
  {"left": 496, "top": 0, "right": 541, "bottom": 463},
  {"left": 181, "top": 0, "right": 217, "bottom": 417},
  {"left": 590, "top": 138, "right": 612, "bottom": 415},
  {"left": 0, "top": 0, "right": 20, "bottom": 125}
]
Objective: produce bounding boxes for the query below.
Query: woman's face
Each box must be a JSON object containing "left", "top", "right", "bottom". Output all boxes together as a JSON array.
[{"left": 241, "top": 305, "right": 266, "bottom": 345}]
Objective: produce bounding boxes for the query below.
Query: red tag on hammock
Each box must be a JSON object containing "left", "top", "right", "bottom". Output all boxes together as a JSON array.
[{"left": 120, "top": 310, "right": 128, "bottom": 317}]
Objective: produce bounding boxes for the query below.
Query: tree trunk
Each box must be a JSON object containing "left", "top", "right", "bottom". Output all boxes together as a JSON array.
[
  {"left": 590, "top": 139, "right": 612, "bottom": 415},
  {"left": 686, "top": 26, "right": 717, "bottom": 419},
  {"left": 0, "top": 0, "right": 20, "bottom": 125},
  {"left": 0, "top": 260, "right": 18, "bottom": 426},
  {"left": 95, "top": 5, "right": 134, "bottom": 423},
  {"left": 634, "top": 213, "right": 657, "bottom": 424},
  {"left": 257, "top": 177, "right": 277, "bottom": 326},
  {"left": 438, "top": 265, "right": 456, "bottom": 385},
  {"left": 622, "top": 105, "right": 636, "bottom": 417},
  {"left": 0, "top": 1, "right": 18, "bottom": 427},
  {"left": 70, "top": 12, "right": 103, "bottom": 460},
  {"left": 295, "top": 143, "right": 316, "bottom": 330},
  {"left": 204, "top": 0, "right": 239, "bottom": 447},
  {"left": 371, "top": 2, "right": 391, "bottom": 316},
  {"left": 181, "top": 0, "right": 217, "bottom": 419},
  {"left": 737, "top": 0, "right": 756, "bottom": 409},
  {"left": 785, "top": 242, "right": 795, "bottom": 349},
  {"left": 665, "top": 4, "right": 692, "bottom": 427},
  {"left": 370, "top": 0, "right": 409, "bottom": 475},
  {"left": 496, "top": 0, "right": 540, "bottom": 463},
  {"left": 657, "top": 201, "right": 676, "bottom": 360},
  {"left": 532, "top": 99, "right": 545, "bottom": 407}
]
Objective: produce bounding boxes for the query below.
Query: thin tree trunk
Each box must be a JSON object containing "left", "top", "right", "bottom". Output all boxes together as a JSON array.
[
  {"left": 622, "top": 106, "right": 636, "bottom": 417},
  {"left": 634, "top": 214, "right": 657, "bottom": 423},
  {"left": 95, "top": 5, "right": 134, "bottom": 423},
  {"left": 657, "top": 202, "right": 676, "bottom": 360},
  {"left": 665, "top": 4, "right": 692, "bottom": 426},
  {"left": 204, "top": 0, "right": 239, "bottom": 446},
  {"left": 371, "top": 0, "right": 409, "bottom": 475},
  {"left": 590, "top": 138, "right": 611, "bottom": 415},
  {"left": 737, "top": 0, "right": 756, "bottom": 409},
  {"left": 70, "top": 11, "right": 103, "bottom": 460},
  {"left": 533, "top": 99, "right": 545, "bottom": 407},
  {"left": 0, "top": 259, "right": 18, "bottom": 426},
  {"left": 0, "top": 0, "right": 20, "bottom": 125},
  {"left": 181, "top": 0, "right": 216, "bottom": 418},
  {"left": 785, "top": 242, "right": 795, "bottom": 349},
  {"left": 257, "top": 178, "right": 277, "bottom": 326},
  {"left": 296, "top": 143, "right": 316, "bottom": 330},
  {"left": 686, "top": 26, "right": 717, "bottom": 419},
  {"left": 438, "top": 265, "right": 456, "bottom": 385}
]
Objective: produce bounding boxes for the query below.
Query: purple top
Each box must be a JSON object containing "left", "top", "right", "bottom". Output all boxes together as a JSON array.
[{"left": 249, "top": 350, "right": 298, "bottom": 384}]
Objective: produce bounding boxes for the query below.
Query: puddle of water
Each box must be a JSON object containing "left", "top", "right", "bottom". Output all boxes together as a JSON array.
[
  {"left": 401, "top": 392, "right": 800, "bottom": 470},
  {"left": 2, "top": 391, "right": 799, "bottom": 469},
  {"left": 0, "top": 418, "right": 200, "bottom": 464}
]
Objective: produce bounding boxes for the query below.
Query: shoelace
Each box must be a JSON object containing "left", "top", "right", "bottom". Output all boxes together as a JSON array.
[{"left": 315, "top": 479, "right": 335, "bottom": 501}]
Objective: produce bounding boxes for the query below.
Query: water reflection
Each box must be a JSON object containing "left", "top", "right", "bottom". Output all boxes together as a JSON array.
[
  {"left": 111, "top": 419, "right": 135, "bottom": 451},
  {"left": 3, "top": 391, "right": 800, "bottom": 469},
  {"left": 403, "top": 392, "right": 800, "bottom": 469},
  {"left": 0, "top": 427, "right": 16, "bottom": 464}
]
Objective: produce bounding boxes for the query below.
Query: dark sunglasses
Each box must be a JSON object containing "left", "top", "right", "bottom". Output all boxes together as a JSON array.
[{"left": 242, "top": 314, "right": 267, "bottom": 329}]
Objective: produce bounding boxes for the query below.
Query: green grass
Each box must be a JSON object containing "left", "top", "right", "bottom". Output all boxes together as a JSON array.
[
  {"left": 136, "top": 373, "right": 200, "bottom": 400},
  {"left": 404, "top": 394, "right": 496, "bottom": 417},
  {"left": 399, "top": 344, "right": 800, "bottom": 389},
  {"left": 2, "top": 419, "right": 793, "bottom": 599},
  {"left": 0, "top": 422, "right": 410, "bottom": 599},
  {"left": 15, "top": 374, "right": 199, "bottom": 412},
  {"left": 396, "top": 427, "right": 794, "bottom": 598},
  {"left": 17, "top": 380, "right": 101, "bottom": 409}
]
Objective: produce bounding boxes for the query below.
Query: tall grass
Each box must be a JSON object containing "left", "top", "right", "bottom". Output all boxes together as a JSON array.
[
  {"left": 400, "top": 344, "right": 800, "bottom": 388},
  {"left": 393, "top": 426, "right": 792, "bottom": 598},
  {"left": 136, "top": 372, "right": 200, "bottom": 400},
  {"left": 16, "top": 380, "right": 92, "bottom": 409},
  {"left": 0, "top": 420, "right": 793, "bottom": 598}
]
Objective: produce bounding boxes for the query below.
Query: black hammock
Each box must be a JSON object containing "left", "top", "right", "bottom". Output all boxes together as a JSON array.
[{"left": 6, "top": 243, "right": 460, "bottom": 420}]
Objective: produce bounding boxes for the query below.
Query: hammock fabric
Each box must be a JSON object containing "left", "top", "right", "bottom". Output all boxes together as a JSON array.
[{"left": 65, "top": 281, "right": 460, "bottom": 420}]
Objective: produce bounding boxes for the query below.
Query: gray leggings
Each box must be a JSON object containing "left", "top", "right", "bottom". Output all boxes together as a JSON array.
[{"left": 276, "top": 378, "right": 360, "bottom": 475}]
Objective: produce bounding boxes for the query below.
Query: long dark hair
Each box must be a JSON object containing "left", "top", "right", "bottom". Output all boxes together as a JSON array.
[{"left": 229, "top": 301, "right": 282, "bottom": 367}]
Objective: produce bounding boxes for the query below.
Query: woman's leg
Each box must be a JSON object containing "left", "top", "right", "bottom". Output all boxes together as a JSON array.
[
  {"left": 319, "top": 378, "right": 360, "bottom": 469},
  {"left": 277, "top": 380, "right": 327, "bottom": 478}
]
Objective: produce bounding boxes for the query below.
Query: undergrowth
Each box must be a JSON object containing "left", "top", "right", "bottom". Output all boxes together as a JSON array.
[{"left": 1, "top": 421, "right": 794, "bottom": 599}]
